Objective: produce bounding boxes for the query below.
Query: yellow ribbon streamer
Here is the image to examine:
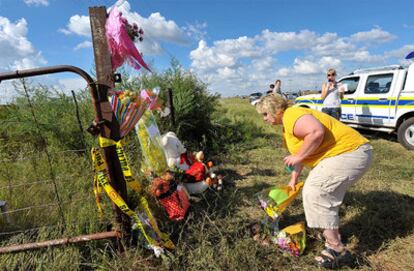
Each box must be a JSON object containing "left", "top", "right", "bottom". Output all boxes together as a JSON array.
[{"left": 91, "top": 144, "right": 174, "bottom": 249}]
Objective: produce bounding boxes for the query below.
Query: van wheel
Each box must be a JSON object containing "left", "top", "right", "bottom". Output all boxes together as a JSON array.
[{"left": 397, "top": 117, "right": 414, "bottom": 150}]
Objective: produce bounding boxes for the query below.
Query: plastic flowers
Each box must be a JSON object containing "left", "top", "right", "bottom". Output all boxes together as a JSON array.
[
  {"left": 125, "top": 21, "right": 144, "bottom": 42},
  {"left": 105, "top": 6, "right": 151, "bottom": 72},
  {"left": 274, "top": 230, "right": 301, "bottom": 257}
]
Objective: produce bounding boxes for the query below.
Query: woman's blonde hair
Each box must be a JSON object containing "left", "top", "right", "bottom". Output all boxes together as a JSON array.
[
  {"left": 256, "top": 94, "right": 288, "bottom": 116},
  {"left": 327, "top": 68, "right": 336, "bottom": 75}
]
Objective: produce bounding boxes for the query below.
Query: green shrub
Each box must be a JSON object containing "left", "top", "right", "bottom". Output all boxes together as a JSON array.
[
  {"left": 0, "top": 79, "right": 94, "bottom": 155},
  {"left": 117, "top": 59, "right": 262, "bottom": 155}
]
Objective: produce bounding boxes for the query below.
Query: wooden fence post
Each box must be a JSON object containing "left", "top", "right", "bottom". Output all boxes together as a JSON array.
[
  {"left": 167, "top": 87, "right": 175, "bottom": 126},
  {"left": 89, "top": 6, "right": 131, "bottom": 250}
]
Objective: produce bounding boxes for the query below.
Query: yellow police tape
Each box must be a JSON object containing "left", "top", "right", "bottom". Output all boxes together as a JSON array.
[{"left": 92, "top": 137, "right": 174, "bottom": 250}]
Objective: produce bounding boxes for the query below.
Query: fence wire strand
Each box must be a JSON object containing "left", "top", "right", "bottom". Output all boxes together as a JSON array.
[{"left": 20, "top": 79, "right": 67, "bottom": 228}]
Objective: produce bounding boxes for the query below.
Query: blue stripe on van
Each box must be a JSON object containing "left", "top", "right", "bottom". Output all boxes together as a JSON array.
[
  {"left": 296, "top": 98, "right": 414, "bottom": 106},
  {"left": 356, "top": 114, "right": 394, "bottom": 119}
]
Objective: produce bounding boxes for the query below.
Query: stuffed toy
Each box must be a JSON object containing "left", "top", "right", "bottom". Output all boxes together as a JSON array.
[
  {"left": 182, "top": 152, "right": 225, "bottom": 194},
  {"left": 160, "top": 132, "right": 193, "bottom": 170},
  {"left": 184, "top": 151, "right": 207, "bottom": 182},
  {"left": 151, "top": 171, "right": 190, "bottom": 221}
]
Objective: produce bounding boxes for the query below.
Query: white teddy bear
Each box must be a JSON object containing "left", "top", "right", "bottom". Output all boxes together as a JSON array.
[{"left": 160, "top": 131, "right": 191, "bottom": 170}]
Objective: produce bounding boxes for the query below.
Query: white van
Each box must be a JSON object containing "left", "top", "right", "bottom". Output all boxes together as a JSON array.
[{"left": 295, "top": 63, "right": 414, "bottom": 150}]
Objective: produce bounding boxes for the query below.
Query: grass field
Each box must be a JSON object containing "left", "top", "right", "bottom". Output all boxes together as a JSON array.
[
  {"left": 1, "top": 97, "right": 414, "bottom": 270},
  {"left": 209, "top": 98, "right": 414, "bottom": 271}
]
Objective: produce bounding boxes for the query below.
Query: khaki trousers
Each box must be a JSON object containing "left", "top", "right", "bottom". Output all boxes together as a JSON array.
[{"left": 303, "top": 143, "right": 373, "bottom": 229}]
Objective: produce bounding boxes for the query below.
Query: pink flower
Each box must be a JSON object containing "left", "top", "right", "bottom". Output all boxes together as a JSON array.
[{"left": 105, "top": 7, "right": 151, "bottom": 72}]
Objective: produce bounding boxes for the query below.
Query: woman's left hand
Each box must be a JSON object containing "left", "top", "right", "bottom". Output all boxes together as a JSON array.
[{"left": 283, "top": 155, "right": 302, "bottom": 167}]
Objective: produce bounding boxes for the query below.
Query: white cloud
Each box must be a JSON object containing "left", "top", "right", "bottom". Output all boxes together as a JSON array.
[
  {"left": 347, "top": 50, "right": 386, "bottom": 63},
  {"left": 57, "top": 78, "right": 87, "bottom": 92},
  {"left": 251, "top": 56, "right": 274, "bottom": 72},
  {"left": 190, "top": 37, "right": 262, "bottom": 75},
  {"left": 403, "top": 24, "right": 414, "bottom": 29},
  {"left": 276, "top": 68, "right": 290, "bottom": 77},
  {"left": 189, "top": 27, "right": 409, "bottom": 96},
  {"left": 116, "top": 2, "right": 189, "bottom": 54},
  {"left": 0, "top": 80, "right": 16, "bottom": 104},
  {"left": 311, "top": 37, "right": 355, "bottom": 58},
  {"left": 23, "top": 0, "right": 49, "bottom": 6},
  {"left": 277, "top": 56, "right": 342, "bottom": 77},
  {"left": 319, "top": 56, "right": 341, "bottom": 68},
  {"left": 350, "top": 27, "right": 396, "bottom": 44},
  {"left": 59, "top": 1, "right": 190, "bottom": 54},
  {"left": 385, "top": 44, "right": 414, "bottom": 59},
  {"left": 261, "top": 29, "right": 318, "bottom": 53},
  {"left": 59, "top": 15, "right": 90, "bottom": 37},
  {"left": 74, "top": 41, "right": 92, "bottom": 50},
  {"left": 183, "top": 22, "right": 208, "bottom": 41},
  {"left": 0, "top": 16, "right": 46, "bottom": 70},
  {"left": 292, "top": 58, "right": 320, "bottom": 74}
]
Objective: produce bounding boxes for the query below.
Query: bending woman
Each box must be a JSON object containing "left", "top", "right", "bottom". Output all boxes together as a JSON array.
[{"left": 256, "top": 95, "right": 372, "bottom": 268}]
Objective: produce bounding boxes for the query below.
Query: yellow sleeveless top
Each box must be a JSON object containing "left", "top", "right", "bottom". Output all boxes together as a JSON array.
[{"left": 282, "top": 107, "right": 369, "bottom": 168}]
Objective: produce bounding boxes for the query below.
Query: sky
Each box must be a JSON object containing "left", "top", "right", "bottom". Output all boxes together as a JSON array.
[{"left": 1, "top": 0, "right": 414, "bottom": 101}]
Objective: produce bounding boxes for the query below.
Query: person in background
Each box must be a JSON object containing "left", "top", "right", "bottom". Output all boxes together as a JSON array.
[
  {"left": 321, "top": 69, "right": 346, "bottom": 120},
  {"left": 268, "top": 79, "right": 288, "bottom": 99},
  {"left": 256, "top": 94, "right": 373, "bottom": 269},
  {"left": 267, "top": 84, "right": 275, "bottom": 95},
  {"left": 273, "top": 79, "right": 282, "bottom": 95}
]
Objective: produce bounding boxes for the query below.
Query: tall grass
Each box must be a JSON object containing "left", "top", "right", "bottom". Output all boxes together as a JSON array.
[
  {"left": 0, "top": 73, "right": 264, "bottom": 270},
  {"left": 1, "top": 84, "right": 413, "bottom": 270}
]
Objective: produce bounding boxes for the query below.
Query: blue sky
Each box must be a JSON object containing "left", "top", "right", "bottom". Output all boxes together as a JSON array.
[{"left": 1, "top": 0, "right": 414, "bottom": 100}]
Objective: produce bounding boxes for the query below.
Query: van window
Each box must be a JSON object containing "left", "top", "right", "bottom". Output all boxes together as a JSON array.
[
  {"left": 339, "top": 77, "right": 359, "bottom": 94},
  {"left": 364, "top": 73, "right": 394, "bottom": 94}
]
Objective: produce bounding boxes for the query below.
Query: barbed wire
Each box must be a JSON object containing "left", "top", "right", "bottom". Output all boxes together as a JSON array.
[
  {"left": 0, "top": 77, "right": 120, "bottom": 250},
  {"left": 0, "top": 217, "right": 111, "bottom": 237},
  {"left": 0, "top": 149, "right": 89, "bottom": 164},
  {"left": 2, "top": 198, "right": 85, "bottom": 216},
  {"left": 0, "top": 79, "right": 94, "bottom": 234},
  {"left": 0, "top": 174, "right": 85, "bottom": 190}
]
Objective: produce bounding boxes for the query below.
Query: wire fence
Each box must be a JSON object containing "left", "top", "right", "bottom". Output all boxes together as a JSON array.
[{"left": 0, "top": 79, "right": 109, "bottom": 246}]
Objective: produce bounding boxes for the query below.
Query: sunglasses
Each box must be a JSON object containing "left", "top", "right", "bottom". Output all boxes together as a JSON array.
[{"left": 327, "top": 74, "right": 336, "bottom": 77}]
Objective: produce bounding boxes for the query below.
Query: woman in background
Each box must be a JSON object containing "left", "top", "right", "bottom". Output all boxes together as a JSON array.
[{"left": 321, "top": 69, "right": 345, "bottom": 120}]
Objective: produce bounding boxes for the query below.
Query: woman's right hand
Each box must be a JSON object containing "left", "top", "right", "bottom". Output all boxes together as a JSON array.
[
  {"left": 287, "top": 164, "right": 303, "bottom": 191},
  {"left": 288, "top": 178, "right": 297, "bottom": 191}
]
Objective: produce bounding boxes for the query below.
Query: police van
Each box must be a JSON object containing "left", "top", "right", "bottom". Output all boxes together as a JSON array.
[{"left": 295, "top": 63, "right": 414, "bottom": 150}]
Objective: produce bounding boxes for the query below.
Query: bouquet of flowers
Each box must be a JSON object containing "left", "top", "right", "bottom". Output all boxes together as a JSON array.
[
  {"left": 105, "top": 6, "right": 151, "bottom": 72},
  {"left": 110, "top": 89, "right": 149, "bottom": 138},
  {"left": 272, "top": 222, "right": 306, "bottom": 257}
]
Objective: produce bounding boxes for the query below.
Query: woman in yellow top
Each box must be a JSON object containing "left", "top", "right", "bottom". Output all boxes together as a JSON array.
[{"left": 256, "top": 95, "right": 372, "bottom": 269}]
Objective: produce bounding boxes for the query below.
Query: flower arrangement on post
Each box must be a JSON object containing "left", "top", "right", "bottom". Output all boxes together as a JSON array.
[{"left": 105, "top": 6, "right": 151, "bottom": 72}]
